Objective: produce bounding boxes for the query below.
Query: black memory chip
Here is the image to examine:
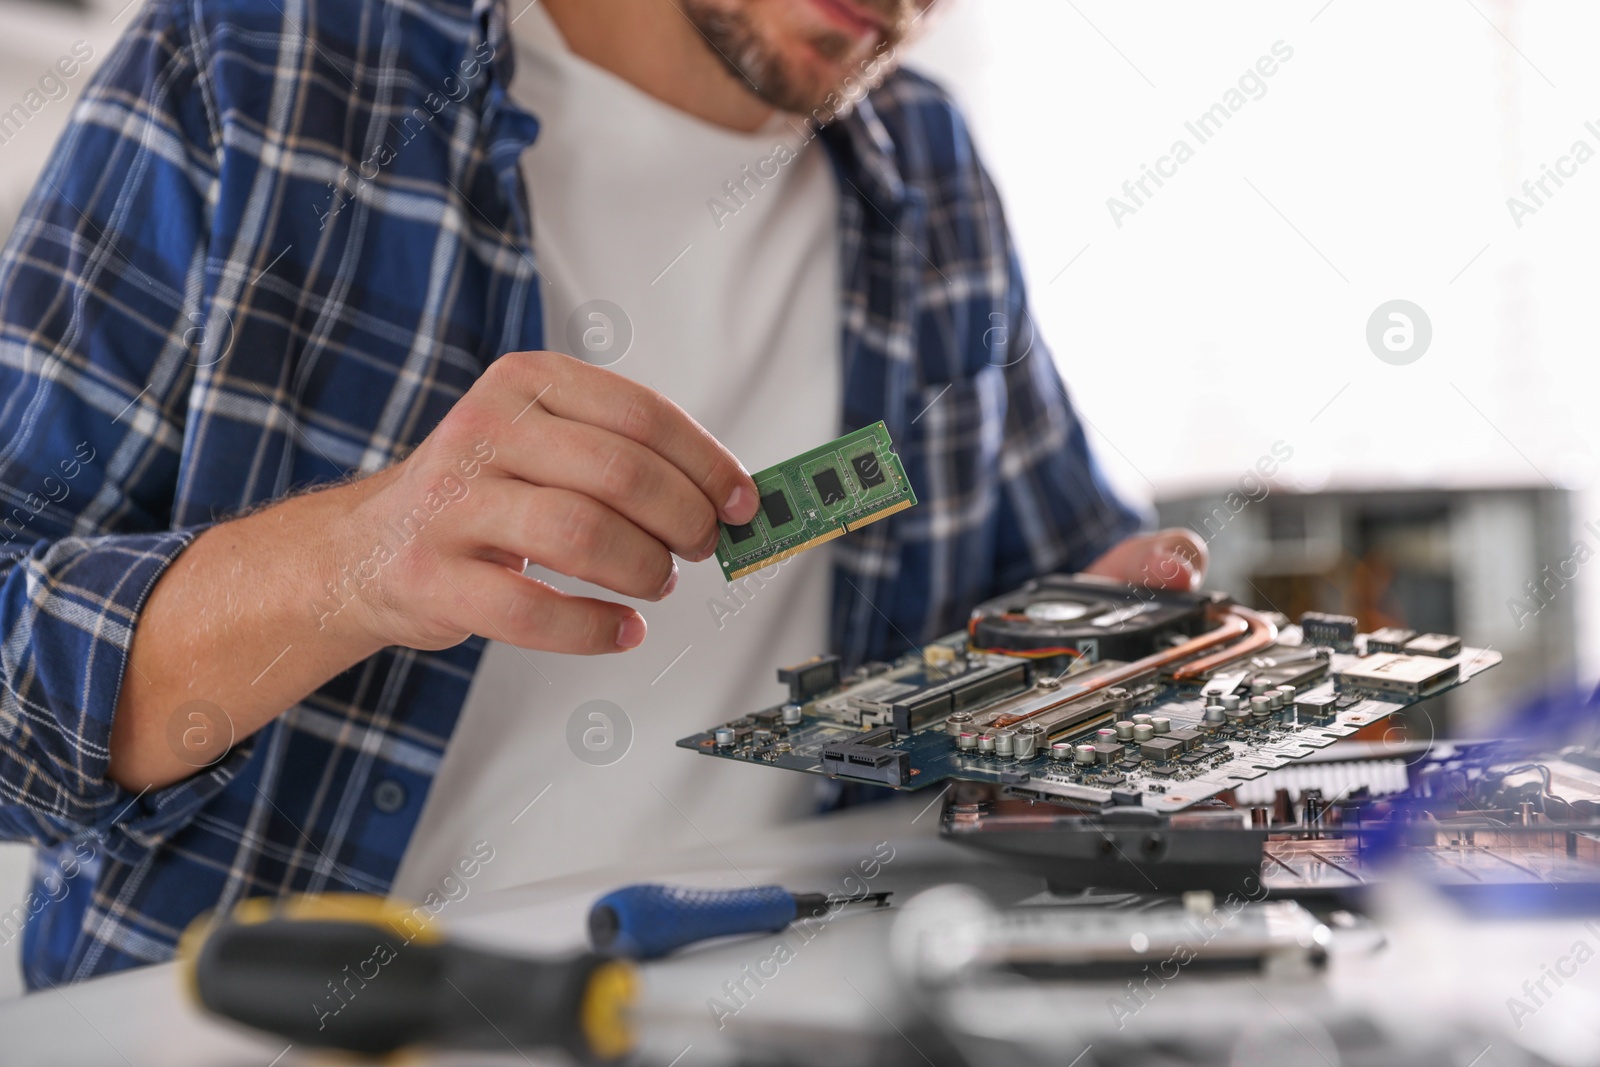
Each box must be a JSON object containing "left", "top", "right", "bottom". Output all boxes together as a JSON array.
[
  {"left": 850, "top": 452, "right": 885, "bottom": 488},
  {"left": 811, "top": 467, "right": 847, "bottom": 506},
  {"left": 761, "top": 490, "right": 795, "bottom": 529},
  {"left": 725, "top": 522, "right": 757, "bottom": 543}
]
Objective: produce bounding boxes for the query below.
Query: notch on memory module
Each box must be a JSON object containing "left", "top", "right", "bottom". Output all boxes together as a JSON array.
[{"left": 715, "top": 422, "right": 917, "bottom": 581}]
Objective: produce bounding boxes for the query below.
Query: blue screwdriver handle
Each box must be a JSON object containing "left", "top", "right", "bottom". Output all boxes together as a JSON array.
[{"left": 587, "top": 884, "right": 798, "bottom": 960}]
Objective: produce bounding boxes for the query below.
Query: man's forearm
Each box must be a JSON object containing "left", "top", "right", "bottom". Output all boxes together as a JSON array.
[
  {"left": 108, "top": 476, "right": 390, "bottom": 791},
  {"left": 106, "top": 351, "right": 761, "bottom": 791}
]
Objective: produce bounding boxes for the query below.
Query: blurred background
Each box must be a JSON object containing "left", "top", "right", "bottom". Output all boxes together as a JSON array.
[{"left": 0, "top": 0, "right": 1593, "bottom": 995}]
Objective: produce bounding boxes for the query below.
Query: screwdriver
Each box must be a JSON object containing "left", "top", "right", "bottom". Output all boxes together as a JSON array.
[
  {"left": 178, "top": 894, "right": 637, "bottom": 1062},
  {"left": 588, "top": 883, "right": 893, "bottom": 960}
]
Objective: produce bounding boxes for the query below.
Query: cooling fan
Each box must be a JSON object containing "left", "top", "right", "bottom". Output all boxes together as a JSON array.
[{"left": 966, "top": 575, "right": 1215, "bottom": 663}]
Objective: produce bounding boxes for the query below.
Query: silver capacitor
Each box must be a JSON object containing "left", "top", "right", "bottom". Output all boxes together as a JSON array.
[
  {"left": 1279, "top": 686, "right": 1301, "bottom": 725},
  {"left": 1203, "top": 704, "right": 1226, "bottom": 725},
  {"left": 1131, "top": 713, "right": 1153, "bottom": 726},
  {"left": 1221, "top": 694, "right": 1242, "bottom": 711},
  {"left": 1267, "top": 690, "right": 1285, "bottom": 711},
  {"left": 1250, "top": 695, "right": 1273, "bottom": 720},
  {"left": 1050, "top": 741, "right": 1074, "bottom": 762},
  {"left": 1074, "top": 744, "right": 1098, "bottom": 765},
  {"left": 946, "top": 711, "right": 974, "bottom": 737},
  {"left": 977, "top": 733, "right": 996, "bottom": 754},
  {"left": 714, "top": 727, "right": 736, "bottom": 747},
  {"left": 1014, "top": 724, "right": 1043, "bottom": 760},
  {"left": 993, "top": 729, "right": 1016, "bottom": 758},
  {"left": 1132, "top": 723, "right": 1155, "bottom": 743},
  {"left": 1114, "top": 720, "right": 1136, "bottom": 740},
  {"left": 781, "top": 702, "right": 803, "bottom": 726},
  {"left": 957, "top": 731, "right": 979, "bottom": 751},
  {"left": 1095, "top": 728, "right": 1118, "bottom": 745},
  {"left": 1151, "top": 716, "right": 1172, "bottom": 734}
]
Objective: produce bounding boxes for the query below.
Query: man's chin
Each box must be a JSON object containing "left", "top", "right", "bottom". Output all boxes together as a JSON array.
[
  {"left": 774, "top": 42, "right": 886, "bottom": 112},
  {"left": 681, "top": 0, "right": 899, "bottom": 118}
]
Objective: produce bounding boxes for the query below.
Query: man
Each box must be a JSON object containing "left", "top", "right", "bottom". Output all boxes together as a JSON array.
[{"left": 0, "top": 0, "right": 1204, "bottom": 987}]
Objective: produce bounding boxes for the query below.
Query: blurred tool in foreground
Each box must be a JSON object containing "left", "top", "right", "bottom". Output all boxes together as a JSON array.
[
  {"left": 589, "top": 882, "right": 892, "bottom": 959},
  {"left": 180, "top": 894, "right": 636, "bottom": 1062}
]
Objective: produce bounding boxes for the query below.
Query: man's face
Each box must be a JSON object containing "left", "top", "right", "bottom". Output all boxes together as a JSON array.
[{"left": 681, "top": 0, "right": 930, "bottom": 115}]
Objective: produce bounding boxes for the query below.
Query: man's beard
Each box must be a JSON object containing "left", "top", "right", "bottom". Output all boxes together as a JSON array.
[{"left": 681, "top": 1, "right": 911, "bottom": 116}]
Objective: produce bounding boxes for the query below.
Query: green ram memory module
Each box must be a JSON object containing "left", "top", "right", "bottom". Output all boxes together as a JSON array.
[{"left": 716, "top": 422, "right": 916, "bottom": 581}]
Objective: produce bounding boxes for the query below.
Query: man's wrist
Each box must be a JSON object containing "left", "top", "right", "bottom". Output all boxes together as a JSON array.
[{"left": 299, "top": 471, "right": 402, "bottom": 658}]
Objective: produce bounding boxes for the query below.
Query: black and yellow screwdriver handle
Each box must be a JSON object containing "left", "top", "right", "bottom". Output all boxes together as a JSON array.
[{"left": 178, "top": 894, "right": 637, "bottom": 1062}]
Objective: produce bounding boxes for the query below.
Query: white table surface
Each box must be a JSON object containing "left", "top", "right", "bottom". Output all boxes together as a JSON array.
[{"left": 2, "top": 795, "right": 1598, "bottom": 1067}]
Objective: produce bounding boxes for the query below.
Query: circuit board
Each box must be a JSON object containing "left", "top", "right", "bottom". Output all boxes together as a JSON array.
[
  {"left": 715, "top": 422, "right": 915, "bottom": 580},
  {"left": 677, "top": 582, "right": 1501, "bottom": 815}
]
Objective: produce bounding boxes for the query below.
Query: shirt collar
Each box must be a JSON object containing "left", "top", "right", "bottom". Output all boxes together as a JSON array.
[
  {"left": 822, "top": 94, "right": 912, "bottom": 215},
  {"left": 465, "top": 0, "right": 541, "bottom": 244}
]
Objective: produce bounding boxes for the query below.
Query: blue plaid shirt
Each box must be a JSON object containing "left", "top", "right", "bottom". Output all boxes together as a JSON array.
[{"left": 0, "top": 0, "right": 1138, "bottom": 987}]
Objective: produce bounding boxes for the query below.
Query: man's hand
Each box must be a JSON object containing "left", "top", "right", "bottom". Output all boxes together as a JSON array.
[
  {"left": 1085, "top": 529, "right": 1208, "bottom": 591},
  {"left": 111, "top": 351, "right": 757, "bottom": 790},
  {"left": 346, "top": 351, "right": 759, "bottom": 655}
]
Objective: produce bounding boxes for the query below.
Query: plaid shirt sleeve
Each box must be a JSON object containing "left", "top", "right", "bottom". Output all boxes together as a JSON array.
[
  {"left": 987, "top": 196, "right": 1144, "bottom": 593},
  {"left": 828, "top": 74, "right": 1144, "bottom": 662},
  {"left": 0, "top": 0, "right": 254, "bottom": 864}
]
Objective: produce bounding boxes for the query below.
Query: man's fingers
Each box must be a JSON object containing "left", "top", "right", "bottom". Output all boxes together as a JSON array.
[
  {"left": 1082, "top": 529, "right": 1209, "bottom": 590},
  {"left": 493, "top": 352, "right": 758, "bottom": 525},
  {"left": 447, "top": 562, "right": 647, "bottom": 654},
  {"left": 1143, "top": 530, "right": 1207, "bottom": 590},
  {"left": 464, "top": 480, "right": 678, "bottom": 603},
  {"left": 1159, "top": 529, "right": 1209, "bottom": 583},
  {"left": 492, "top": 409, "right": 721, "bottom": 561}
]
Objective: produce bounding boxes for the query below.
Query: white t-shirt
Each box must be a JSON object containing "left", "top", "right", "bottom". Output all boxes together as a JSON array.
[{"left": 392, "top": 8, "right": 841, "bottom": 899}]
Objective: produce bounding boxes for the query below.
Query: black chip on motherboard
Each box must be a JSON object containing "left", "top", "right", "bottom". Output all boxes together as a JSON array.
[
  {"left": 850, "top": 452, "right": 886, "bottom": 488},
  {"left": 1140, "top": 737, "right": 1186, "bottom": 761},
  {"left": 812, "top": 467, "right": 847, "bottom": 506},
  {"left": 726, "top": 522, "right": 757, "bottom": 543},
  {"left": 761, "top": 490, "right": 795, "bottom": 529}
]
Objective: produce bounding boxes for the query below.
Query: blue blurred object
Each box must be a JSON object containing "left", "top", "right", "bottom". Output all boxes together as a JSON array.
[
  {"left": 587, "top": 883, "right": 891, "bottom": 960},
  {"left": 1335, "top": 683, "right": 1600, "bottom": 913},
  {"left": 1492, "top": 681, "right": 1600, "bottom": 747}
]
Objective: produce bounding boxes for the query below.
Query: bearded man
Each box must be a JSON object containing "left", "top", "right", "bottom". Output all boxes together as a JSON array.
[{"left": 0, "top": 0, "right": 1204, "bottom": 986}]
